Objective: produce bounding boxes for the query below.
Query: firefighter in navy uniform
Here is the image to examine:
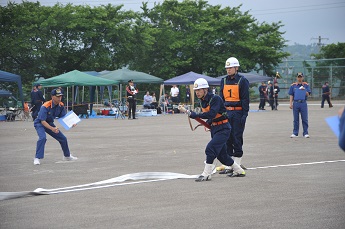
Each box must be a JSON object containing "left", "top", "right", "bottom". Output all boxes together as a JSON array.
[
  {"left": 31, "top": 83, "right": 45, "bottom": 120},
  {"left": 321, "top": 81, "right": 333, "bottom": 108},
  {"left": 218, "top": 57, "right": 250, "bottom": 173},
  {"left": 288, "top": 73, "right": 311, "bottom": 138},
  {"left": 258, "top": 81, "right": 268, "bottom": 110},
  {"left": 33, "top": 88, "right": 77, "bottom": 165},
  {"left": 188, "top": 78, "right": 245, "bottom": 182},
  {"left": 126, "top": 79, "right": 138, "bottom": 119}
]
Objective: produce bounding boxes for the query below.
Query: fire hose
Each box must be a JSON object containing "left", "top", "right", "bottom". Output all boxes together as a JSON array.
[{"left": 178, "top": 105, "right": 211, "bottom": 131}]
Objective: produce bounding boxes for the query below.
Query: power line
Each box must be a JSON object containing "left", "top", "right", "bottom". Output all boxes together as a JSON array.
[{"left": 249, "top": 2, "right": 345, "bottom": 12}]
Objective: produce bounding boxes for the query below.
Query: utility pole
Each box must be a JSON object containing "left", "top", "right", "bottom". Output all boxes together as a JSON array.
[{"left": 311, "top": 36, "right": 329, "bottom": 46}]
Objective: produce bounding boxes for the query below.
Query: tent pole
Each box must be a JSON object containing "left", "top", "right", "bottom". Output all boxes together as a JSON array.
[
  {"left": 120, "top": 84, "right": 122, "bottom": 103},
  {"left": 66, "top": 87, "right": 69, "bottom": 111},
  {"left": 96, "top": 86, "right": 98, "bottom": 105},
  {"left": 82, "top": 86, "right": 84, "bottom": 102},
  {"left": 190, "top": 84, "right": 194, "bottom": 110},
  {"left": 72, "top": 85, "right": 74, "bottom": 110}
]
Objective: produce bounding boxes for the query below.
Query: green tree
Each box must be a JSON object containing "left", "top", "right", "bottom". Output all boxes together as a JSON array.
[
  {"left": 0, "top": 2, "right": 136, "bottom": 83},
  {"left": 132, "top": 0, "right": 288, "bottom": 78},
  {"left": 311, "top": 43, "right": 345, "bottom": 97},
  {"left": 1, "top": 0, "right": 290, "bottom": 90}
]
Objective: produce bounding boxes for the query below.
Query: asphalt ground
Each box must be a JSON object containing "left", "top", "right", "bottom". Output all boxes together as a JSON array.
[{"left": 1, "top": 101, "right": 345, "bottom": 229}]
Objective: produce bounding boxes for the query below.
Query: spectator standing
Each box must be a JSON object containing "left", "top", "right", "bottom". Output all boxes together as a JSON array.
[
  {"left": 321, "top": 82, "right": 333, "bottom": 108},
  {"left": 268, "top": 82, "right": 275, "bottom": 110},
  {"left": 170, "top": 85, "right": 179, "bottom": 104},
  {"left": 126, "top": 80, "right": 138, "bottom": 119},
  {"left": 31, "top": 83, "right": 45, "bottom": 120},
  {"left": 273, "top": 82, "right": 280, "bottom": 110},
  {"left": 30, "top": 85, "right": 37, "bottom": 120},
  {"left": 258, "top": 82, "right": 267, "bottom": 110},
  {"left": 289, "top": 72, "right": 311, "bottom": 138}
]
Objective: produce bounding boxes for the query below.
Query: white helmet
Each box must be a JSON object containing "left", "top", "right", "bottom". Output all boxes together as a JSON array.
[
  {"left": 225, "top": 57, "right": 240, "bottom": 68},
  {"left": 193, "top": 78, "right": 209, "bottom": 90}
]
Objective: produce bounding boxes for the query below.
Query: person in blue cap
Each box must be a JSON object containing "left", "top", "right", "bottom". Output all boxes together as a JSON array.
[
  {"left": 288, "top": 73, "right": 311, "bottom": 138},
  {"left": 33, "top": 88, "right": 77, "bottom": 165}
]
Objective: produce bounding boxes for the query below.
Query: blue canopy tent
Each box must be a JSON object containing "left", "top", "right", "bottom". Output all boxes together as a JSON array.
[
  {"left": 164, "top": 71, "right": 221, "bottom": 86},
  {"left": 163, "top": 71, "right": 221, "bottom": 108},
  {"left": 217, "top": 72, "right": 271, "bottom": 84},
  {"left": 0, "top": 70, "right": 24, "bottom": 108}
]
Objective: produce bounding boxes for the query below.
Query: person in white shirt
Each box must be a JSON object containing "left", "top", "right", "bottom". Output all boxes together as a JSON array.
[{"left": 170, "top": 85, "right": 179, "bottom": 104}]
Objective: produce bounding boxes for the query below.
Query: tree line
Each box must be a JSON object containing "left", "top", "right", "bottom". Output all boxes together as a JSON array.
[{"left": 1, "top": 0, "right": 289, "bottom": 88}]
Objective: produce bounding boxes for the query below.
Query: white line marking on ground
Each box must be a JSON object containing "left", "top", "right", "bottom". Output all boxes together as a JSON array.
[{"left": 246, "top": 159, "right": 345, "bottom": 170}]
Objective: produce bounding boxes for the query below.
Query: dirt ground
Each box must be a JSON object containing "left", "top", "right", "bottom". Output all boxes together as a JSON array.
[{"left": 0, "top": 101, "right": 344, "bottom": 229}]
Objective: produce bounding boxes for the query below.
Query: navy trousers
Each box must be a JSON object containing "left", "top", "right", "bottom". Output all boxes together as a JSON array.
[{"left": 35, "top": 124, "right": 71, "bottom": 159}]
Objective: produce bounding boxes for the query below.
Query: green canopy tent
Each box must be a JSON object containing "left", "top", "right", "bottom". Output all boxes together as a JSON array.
[
  {"left": 99, "top": 68, "right": 163, "bottom": 102},
  {"left": 37, "top": 70, "right": 117, "bottom": 115}
]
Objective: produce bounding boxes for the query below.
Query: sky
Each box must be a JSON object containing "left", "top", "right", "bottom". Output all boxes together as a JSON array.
[{"left": 2, "top": 0, "right": 345, "bottom": 46}]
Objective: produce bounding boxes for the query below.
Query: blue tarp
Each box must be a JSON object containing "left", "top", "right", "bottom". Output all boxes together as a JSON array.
[
  {"left": 0, "top": 89, "right": 12, "bottom": 97},
  {"left": 0, "top": 70, "right": 24, "bottom": 108}
]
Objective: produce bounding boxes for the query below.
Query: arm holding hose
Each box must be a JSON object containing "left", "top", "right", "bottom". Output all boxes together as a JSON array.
[{"left": 178, "top": 105, "right": 211, "bottom": 130}]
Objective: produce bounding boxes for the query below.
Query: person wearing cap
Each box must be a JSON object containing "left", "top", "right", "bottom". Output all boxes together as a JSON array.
[
  {"left": 126, "top": 79, "right": 138, "bottom": 119},
  {"left": 258, "top": 81, "right": 268, "bottom": 110},
  {"left": 30, "top": 83, "right": 45, "bottom": 120},
  {"left": 321, "top": 81, "right": 333, "bottom": 108},
  {"left": 33, "top": 88, "right": 77, "bottom": 165},
  {"left": 188, "top": 78, "right": 245, "bottom": 182},
  {"left": 288, "top": 72, "right": 311, "bottom": 138},
  {"left": 218, "top": 57, "right": 249, "bottom": 173}
]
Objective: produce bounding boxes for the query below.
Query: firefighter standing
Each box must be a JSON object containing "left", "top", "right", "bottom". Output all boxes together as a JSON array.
[
  {"left": 219, "top": 57, "right": 250, "bottom": 172},
  {"left": 289, "top": 73, "right": 311, "bottom": 138},
  {"left": 321, "top": 81, "right": 333, "bottom": 108}
]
